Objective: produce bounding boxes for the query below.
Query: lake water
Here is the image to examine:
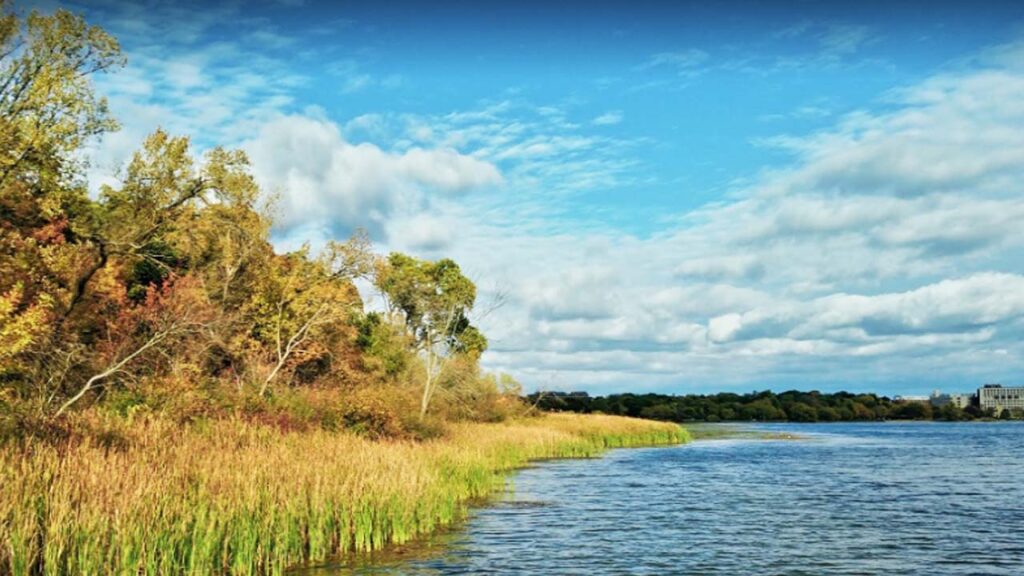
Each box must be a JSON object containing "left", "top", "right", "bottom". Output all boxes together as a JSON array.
[{"left": 315, "top": 422, "right": 1024, "bottom": 575}]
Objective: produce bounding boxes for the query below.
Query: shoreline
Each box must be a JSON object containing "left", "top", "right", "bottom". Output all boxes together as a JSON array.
[
  {"left": 294, "top": 426, "right": 690, "bottom": 574},
  {"left": 0, "top": 413, "right": 687, "bottom": 575}
]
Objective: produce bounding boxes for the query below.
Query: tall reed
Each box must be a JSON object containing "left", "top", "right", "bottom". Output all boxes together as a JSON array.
[{"left": 0, "top": 413, "right": 687, "bottom": 575}]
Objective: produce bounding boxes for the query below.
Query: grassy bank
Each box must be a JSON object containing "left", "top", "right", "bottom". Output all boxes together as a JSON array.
[{"left": 0, "top": 413, "right": 687, "bottom": 575}]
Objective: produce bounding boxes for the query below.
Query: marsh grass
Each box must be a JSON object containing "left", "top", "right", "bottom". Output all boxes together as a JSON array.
[{"left": 0, "top": 413, "right": 686, "bottom": 575}]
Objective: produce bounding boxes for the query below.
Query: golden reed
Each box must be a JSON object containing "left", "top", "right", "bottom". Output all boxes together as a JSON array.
[{"left": 0, "top": 413, "right": 687, "bottom": 575}]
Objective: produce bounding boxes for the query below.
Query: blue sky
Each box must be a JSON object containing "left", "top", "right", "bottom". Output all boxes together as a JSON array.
[{"left": 32, "top": 0, "right": 1024, "bottom": 395}]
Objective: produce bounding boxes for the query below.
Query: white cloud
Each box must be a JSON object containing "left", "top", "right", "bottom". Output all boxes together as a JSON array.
[
  {"left": 78, "top": 0, "right": 1024, "bottom": 393},
  {"left": 674, "top": 255, "right": 765, "bottom": 282},
  {"left": 708, "top": 313, "right": 744, "bottom": 344},
  {"left": 244, "top": 114, "right": 501, "bottom": 238},
  {"left": 448, "top": 41, "right": 1024, "bottom": 392},
  {"left": 592, "top": 111, "right": 624, "bottom": 126},
  {"left": 338, "top": 100, "right": 644, "bottom": 200},
  {"left": 383, "top": 212, "right": 457, "bottom": 252},
  {"left": 712, "top": 273, "right": 1024, "bottom": 344},
  {"left": 641, "top": 49, "right": 710, "bottom": 74}
]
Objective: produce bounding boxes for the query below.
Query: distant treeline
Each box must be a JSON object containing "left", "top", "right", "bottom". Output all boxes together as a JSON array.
[{"left": 527, "top": 390, "right": 1020, "bottom": 422}]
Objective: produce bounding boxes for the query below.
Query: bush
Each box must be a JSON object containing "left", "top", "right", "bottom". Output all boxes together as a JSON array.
[
  {"left": 430, "top": 364, "right": 526, "bottom": 423},
  {"left": 338, "top": 388, "right": 407, "bottom": 440},
  {"left": 0, "top": 405, "right": 71, "bottom": 445}
]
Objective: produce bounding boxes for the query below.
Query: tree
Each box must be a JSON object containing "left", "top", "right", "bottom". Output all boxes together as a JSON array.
[
  {"left": 355, "top": 311, "right": 412, "bottom": 380},
  {"left": 247, "top": 233, "right": 372, "bottom": 396},
  {"left": 187, "top": 147, "right": 274, "bottom": 307},
  {"left": 0, "top": 3, "right": 123, "bottom": 390},
  {"left": 0, "top": 283, "right": 50, "bottom": 371},
  {"left": 0, "top": 3, "right": 123, "bottom": 189},
  {"left": 889, "top": 401, "right": 932, "bottom": 420},
  {"left": 55, "top": 275, "right": 214, "bottom": 416},
  {"left": 640, "top": 403, "right": 676, "bottom": 421},
  {"left": 375, "top": 253, "right": 487, "bottom": 417}
]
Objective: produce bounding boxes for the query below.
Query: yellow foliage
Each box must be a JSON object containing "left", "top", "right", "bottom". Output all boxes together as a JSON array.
[{"left": 0, "top": 283, "right": 52, "bottom": 368}]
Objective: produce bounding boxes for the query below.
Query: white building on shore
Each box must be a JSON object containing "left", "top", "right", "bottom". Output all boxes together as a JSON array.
[
  {"left": 930, "top": 390, "right": 974, "bottom": 409},
  {"left": 949, "top": 394, "right": 974, "bottom": 409},
  {"left": 896, "top": 394, "right": 930, "bottom": 402},
  {"left": 977, "top": 384, "right": 1024, "bottom": 413}
]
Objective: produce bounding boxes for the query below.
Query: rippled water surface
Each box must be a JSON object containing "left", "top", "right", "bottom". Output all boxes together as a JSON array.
[{"left": 312, "top": 422, "right": 1024, "bottom": 575}]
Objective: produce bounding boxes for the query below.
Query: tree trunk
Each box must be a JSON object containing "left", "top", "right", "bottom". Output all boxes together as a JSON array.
[{"left": 420, "top": 351, "right": 434, "bottom": 418}]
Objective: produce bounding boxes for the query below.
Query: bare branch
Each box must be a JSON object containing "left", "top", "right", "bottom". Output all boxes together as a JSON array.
[{"left": 56, "top": 326, "right": 171, "bottom": 417}]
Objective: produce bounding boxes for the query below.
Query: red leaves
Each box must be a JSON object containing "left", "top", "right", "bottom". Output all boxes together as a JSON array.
[
  {"left": 92, "top": 273, "right": 216, "bottom": 370},
  {"left": 30, "top": 217, "right": 68, "bottom": 245}
]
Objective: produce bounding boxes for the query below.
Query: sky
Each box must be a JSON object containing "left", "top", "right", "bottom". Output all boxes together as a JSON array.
[{"left": 27, "top": 0, "right": 1024, "bottom": 396}]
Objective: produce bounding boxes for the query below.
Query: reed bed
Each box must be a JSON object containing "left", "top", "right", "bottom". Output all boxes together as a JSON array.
[{"left": 0, "top": 413, "right": 687, "bottom": 575}]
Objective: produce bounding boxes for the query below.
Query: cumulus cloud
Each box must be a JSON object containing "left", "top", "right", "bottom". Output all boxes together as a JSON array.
[
  {"left": 450, "top": 41, "right": 1024, "bottom": 393},
  {"left": 79, "top": 0, "right": 1024, "bottom": 393},
  {"left": 383, "top": 212, "right": 458, "bottom": 252},
  {"left": 754, "top": 75, "right": 1024, "bottom": 200},
  {"left": 244, "top": 114, "right": 501, "bottom": 238},
  {"left": 710, "top": 274, "right": 1024, "bottom": 344}
]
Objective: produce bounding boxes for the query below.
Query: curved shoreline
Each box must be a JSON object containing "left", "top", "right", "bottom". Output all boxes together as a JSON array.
[
  {"left": 294, "top": 421, "right": 690, "bottom": 573},
  {"left": 1, "top": 414, "right": 687, "bottom": 575}
]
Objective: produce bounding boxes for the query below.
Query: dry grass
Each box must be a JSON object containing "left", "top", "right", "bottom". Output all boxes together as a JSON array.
[{"left": 0, "top": 413, "right": 687, "bottom": 575}]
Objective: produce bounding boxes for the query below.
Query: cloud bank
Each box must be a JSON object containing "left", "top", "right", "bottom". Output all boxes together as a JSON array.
[{"left": 76, "top": 0, "right": 1024, "bottom": 394}]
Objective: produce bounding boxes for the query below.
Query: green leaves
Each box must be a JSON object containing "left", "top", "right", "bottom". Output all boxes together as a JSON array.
[
  {"left": 1, "top": 3, "right": 123, "bottom": 183},
  {"left": 374, "top": 253, "right": 488, "bottom": 417},
  {"left": 375, "top": 252, "right": 481, "bottom": 352}
]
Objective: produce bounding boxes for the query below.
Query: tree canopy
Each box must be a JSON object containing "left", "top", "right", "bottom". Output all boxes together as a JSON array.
[
  {"left": 0, "top": 2, "right": 519, "bottom": 439},
  {"left": 375, "top": 253, "right": 488, "bottom": 416},
  {"left": 528, "top": 389, "right": 1005, "bottom": 422}
]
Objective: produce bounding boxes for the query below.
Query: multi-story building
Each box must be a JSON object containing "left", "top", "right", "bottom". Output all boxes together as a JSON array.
[
  {"left": 929, "top": 390, "right": 975, "bottom": 409},
  {"left": 977, "top": 384, "right": 1024, "bottom": 413},
  {"left": 949, "top": 393, "right": 974, "bottom": 409}
]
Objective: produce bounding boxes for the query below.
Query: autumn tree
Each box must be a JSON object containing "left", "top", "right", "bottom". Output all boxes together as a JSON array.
[
  {"left": 0, "top": 2, "right": 122, "bottom": 189},
  {"left": 375, "top": 253, "right": 487, "bottom": 417},
  {"left": 54, "top": 274, "right": 215, "bottom": 416},
  {"left": 193, "top": 148, "right": 273, "bottom": 308},
  {"left": 98, "top": 131, "right": 277, "bottom": 303},
  {"left": 0, "top": 2, "right": 123, "bottom": 403},
  {"left": 246, "top": 232, "right": 374, "bottom": 396},
  {"left": 0, "top": 0, "right": 512, "bottom": 432}
]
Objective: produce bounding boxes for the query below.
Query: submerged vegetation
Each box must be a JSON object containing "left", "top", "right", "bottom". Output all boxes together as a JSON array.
[
  {"left": 0, "top": 413, "right": 687, "bottom": 575},
  {"left": 684, "top": 424, "right": 806, "bottom": 442}
]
